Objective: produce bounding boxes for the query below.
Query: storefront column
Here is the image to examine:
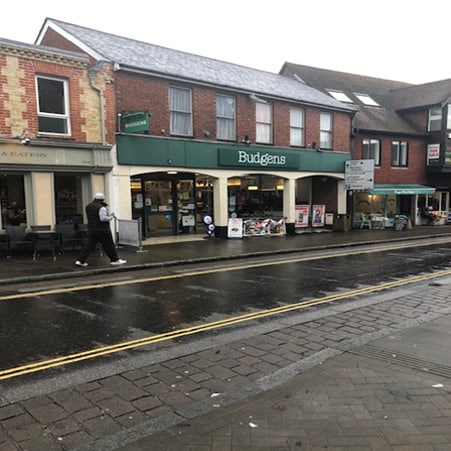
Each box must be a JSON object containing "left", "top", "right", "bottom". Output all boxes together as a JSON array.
[
  {"left": 213, "top": 176, "right": 228, "bottom": 238},
  {"left": 283, "top": 178, "right": 296, "bottom": 235},
  {"left": 30, "top": 172, "right": 55, "bottom": 225},
  {"left": 337, "top": 180, "right": 347, "bottom": 214}
]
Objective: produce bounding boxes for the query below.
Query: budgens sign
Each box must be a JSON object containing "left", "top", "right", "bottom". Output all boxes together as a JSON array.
[{"left": 219, "top": 148, "right": 298, "bottom": 170}]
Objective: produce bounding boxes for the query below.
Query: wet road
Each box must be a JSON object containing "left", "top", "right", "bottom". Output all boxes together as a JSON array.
[{"left": 1, "top": 239, "right": 451, "bottom": 378}]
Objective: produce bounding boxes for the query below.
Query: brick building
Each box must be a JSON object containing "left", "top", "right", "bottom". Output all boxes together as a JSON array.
[
  {"left": 0, "top": 37, "right": 113, "bottom": 230},
  {"left": 36, "top": 18, "right": 356, "bottom": 237},
  {"left": 280, "top": 63, "right": 451, "bottom": 227}
]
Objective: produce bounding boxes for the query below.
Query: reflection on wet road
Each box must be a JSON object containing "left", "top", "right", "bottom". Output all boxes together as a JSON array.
[{"left": 1, "top": 241, "right": 451, "bottom": 377}]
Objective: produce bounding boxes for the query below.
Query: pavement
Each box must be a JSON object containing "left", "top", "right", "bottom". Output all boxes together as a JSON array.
[{"left": 1, "top": 226, "right": 451, "bottom": 450}]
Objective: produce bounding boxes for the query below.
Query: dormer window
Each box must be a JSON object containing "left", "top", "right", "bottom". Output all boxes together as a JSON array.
[
  {"left": 327, "top": 90, "right": 353, "bottom": 103},
  {"left": 354, "top": 93, "right": 380, "bottom": 106}
]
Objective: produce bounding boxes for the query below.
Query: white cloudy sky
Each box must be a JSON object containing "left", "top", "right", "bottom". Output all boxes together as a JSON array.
[{"left": 2, "top": 0, "right": 450, "bottom": 85}]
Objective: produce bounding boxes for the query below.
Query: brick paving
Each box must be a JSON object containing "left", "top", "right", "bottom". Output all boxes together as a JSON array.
[
  {"left": 0, "top": 271, "right": 451, "bottom": 450},
  {"left": 1, "top": 229, "right": 451, "bottom": 450}
]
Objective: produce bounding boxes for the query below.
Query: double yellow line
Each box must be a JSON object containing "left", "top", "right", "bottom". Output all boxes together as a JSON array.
[{"left": 1, "top": 267, "right": 450, "bottom": 381}]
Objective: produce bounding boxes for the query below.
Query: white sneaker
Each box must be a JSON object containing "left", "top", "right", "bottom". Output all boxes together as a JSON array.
[
  {"left": 75, "top": 260, "right": 88, "bottom": 267},
  {"left": 110, "top": 259, "right": 127, "bottom": 266}
]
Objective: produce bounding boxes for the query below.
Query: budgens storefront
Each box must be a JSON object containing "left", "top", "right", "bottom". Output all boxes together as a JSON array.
[{"left": 114, "top": 134, "right": 351, "bottom": 238}]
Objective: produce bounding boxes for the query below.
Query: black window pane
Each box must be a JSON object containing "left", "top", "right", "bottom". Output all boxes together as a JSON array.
[
  {"left": 38, "top": 78, "right": 65, "bottom": 114},
  {"left": 38, "top": 116, "right": 68, "bottom": 134}
]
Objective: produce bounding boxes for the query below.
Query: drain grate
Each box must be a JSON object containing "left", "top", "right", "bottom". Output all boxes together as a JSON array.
[{"left": 348, "top": 344, "right": 451, "bottom": 378}]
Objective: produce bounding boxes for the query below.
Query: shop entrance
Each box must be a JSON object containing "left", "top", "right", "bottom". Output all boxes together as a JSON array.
[{"left": 131, "top": 172, "right": 209, "bottom": 238}]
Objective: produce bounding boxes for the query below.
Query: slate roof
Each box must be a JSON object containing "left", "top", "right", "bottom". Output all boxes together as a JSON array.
[
  {"left": 281, "top": 62, "right": 440, "bottom": 135},
  {"left": 391, "top": 79, "right": 451, "bottom": 110},
  {"left": 37, "top": 19, "right": 355, "bottom": 113}
]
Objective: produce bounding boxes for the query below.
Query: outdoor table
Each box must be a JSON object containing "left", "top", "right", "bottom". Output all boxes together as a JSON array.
[{"left": 28, "top": 230, "right": 61, "bottom": 260}]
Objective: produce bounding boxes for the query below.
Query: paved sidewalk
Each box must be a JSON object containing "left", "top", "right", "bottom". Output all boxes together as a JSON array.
[{"left": 0, "top": 227, "right": 451, "bottom": 450}]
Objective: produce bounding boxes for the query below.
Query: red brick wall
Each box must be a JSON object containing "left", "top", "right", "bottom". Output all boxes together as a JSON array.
[
  {"left": 115, "top": 72, "right": 352, "bottom": 150},
  {"left": 353, "top": 134, "right": 428, "bottom": 184}
]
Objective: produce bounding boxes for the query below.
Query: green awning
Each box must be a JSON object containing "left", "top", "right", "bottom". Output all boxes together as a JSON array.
[{"left": 368, "top": 184, "right": 436, "bottom": 195}]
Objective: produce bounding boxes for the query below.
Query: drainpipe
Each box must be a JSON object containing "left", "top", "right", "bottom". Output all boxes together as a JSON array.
[{"left": 88, "top": 66, "right": 106, "bottom": 146}]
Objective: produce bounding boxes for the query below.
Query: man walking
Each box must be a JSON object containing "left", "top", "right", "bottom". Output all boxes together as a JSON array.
[{"left": 75, "top": 193, "right": 127, "bottom": 267}]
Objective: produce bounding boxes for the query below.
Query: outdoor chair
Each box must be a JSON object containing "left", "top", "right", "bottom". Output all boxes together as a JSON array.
[
  {"left": 5, "top": 225, "right": 34, "bottom": 258},
  {"left": 359, "top": 214, "right": 372, "bottom": 229},
  {"left": 55, "top": 223, "right": 85, "bottom": 253}
]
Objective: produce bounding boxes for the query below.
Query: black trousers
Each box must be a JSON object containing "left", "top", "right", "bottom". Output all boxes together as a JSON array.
[{"left": 77, "top": 230, "right": 119, "bottom": 262}]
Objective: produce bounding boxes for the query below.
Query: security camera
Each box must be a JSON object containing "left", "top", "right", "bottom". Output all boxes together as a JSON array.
[{"left": 21, "top": 138, "right": 30, "bottom": 145}]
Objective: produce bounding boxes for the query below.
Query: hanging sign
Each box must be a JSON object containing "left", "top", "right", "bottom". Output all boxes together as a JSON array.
[{"left": 122, "top": 112, "right": 150, "bottom": 133}]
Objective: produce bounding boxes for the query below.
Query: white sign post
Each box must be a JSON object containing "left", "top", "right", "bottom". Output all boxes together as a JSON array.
[{"left": 344, "top": 160, "right": 374, "bottom": 190}]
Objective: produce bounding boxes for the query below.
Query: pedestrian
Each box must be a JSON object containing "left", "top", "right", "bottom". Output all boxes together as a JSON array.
[{"left": 75, "top": 193, "right": 127, "bottom": 267}]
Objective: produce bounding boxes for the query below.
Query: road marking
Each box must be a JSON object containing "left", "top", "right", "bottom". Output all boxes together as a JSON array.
[
  {"left": 1, "top": 267, "right": 451, "bottom": 380},
  {"left": 1, "top": 239, "right": 450, "bottom": 301}
]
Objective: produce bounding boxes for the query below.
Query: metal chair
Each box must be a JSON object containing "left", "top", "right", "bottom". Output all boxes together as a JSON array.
[
  {"left": 5, "top": 225, "right": 34, "bottom": 258},
  {"left": 359, "top": 214, "right": 372, "bottom": 229},
  {"left": 55, "top": 223, "right": 85, "bottom": 253}
]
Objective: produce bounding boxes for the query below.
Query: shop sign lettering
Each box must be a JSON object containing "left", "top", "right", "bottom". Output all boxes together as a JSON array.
[
  {"left": 238, "top": 150, "right": 286, "bottom": 166},
  {"left": 219, "top": 148, "right": 298, "bottom": 170},
  {"left": 1, "top": 150, "right": 48, "bottom": 158}
]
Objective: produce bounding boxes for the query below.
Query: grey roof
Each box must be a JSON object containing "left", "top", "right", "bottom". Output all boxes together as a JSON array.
[
  {"left": 392, "top": 79, "right": 451, "bottom": 110},
  {"left": 0, "top": 36, "right": 89, "bottom": 61},
  {"left": 39, "top": 18, "right": 354, "bottom": 113},
  {"left": 281, "top": 63, "right": 433, "bottom": 135}
]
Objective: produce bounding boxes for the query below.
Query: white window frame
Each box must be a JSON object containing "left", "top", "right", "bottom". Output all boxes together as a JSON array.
[
  {"left": 428, "top": 107, "right": 442, "bottom": 132},
  {"left": 216, "top": 95, "right": 236, "bottom": 140},
  {"left": 256, "top": 103, "right": 272, "bottom": 144},
  {"left": 169, "top": 87, "right": 193, "bottom": 136},
  {"left": 362, "top": 139, "right": 381, "bottom": 166},
  {"left": 290, "top": 108, "right": 305, "bottom": 146},
  {"left": 354, "top": 93, "right": 380, "bottom": 106},
  {"left": 391, "top": 141, "right": 408, "bottom": 167},
  {"left": 319, "top": 112, "right": 332, "bottom": 149},
  {"left": 36, "top": 75, "right": 71, "bottom": 135},
  {"left": 327, "top": 90, "right": 353, "bottom": 103}
]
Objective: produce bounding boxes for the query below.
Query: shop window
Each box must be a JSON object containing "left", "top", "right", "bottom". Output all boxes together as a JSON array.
[
  {"left": 362, "top": 139, "right": 381, "bottom": 166},
  {"left": 36, "top": 76, "right": 70, "bottom": 135},
  {"left": 54, "top": 174, "right": 84, "bottom": 224},
  {"left": 170, "top": 87, "right": 192, "bottom": 136},
  {"left": 290, "top": 108, "right": 305, "bottom": 147},
  {"left": 216, "top": 95, "right": 235, "bottom": 140},
  {"left": 319, "top": 112, "right": 332, "bottom": 149},
  {"left": 228, "top": 175, "right": 283, "bottom": 217},
  {"left": 0, "top": 174, "right": 26, "bottom": 227},
  {"left": 391, "top": 141, "right": 408, "bottom": 167}
]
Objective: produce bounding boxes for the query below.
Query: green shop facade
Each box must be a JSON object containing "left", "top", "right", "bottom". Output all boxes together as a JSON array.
[{"left": 113, "top": 134, "right": 350, "bottom": 238}]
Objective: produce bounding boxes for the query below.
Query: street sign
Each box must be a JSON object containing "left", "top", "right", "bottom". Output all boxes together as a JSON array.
[{"left": 344, "top": 159, "right": 374, "bottom": 190}]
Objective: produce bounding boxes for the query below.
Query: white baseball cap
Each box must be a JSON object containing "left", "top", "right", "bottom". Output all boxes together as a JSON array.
[{"left": 94, "top": 193, "right": 105, "bottom": 200}]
